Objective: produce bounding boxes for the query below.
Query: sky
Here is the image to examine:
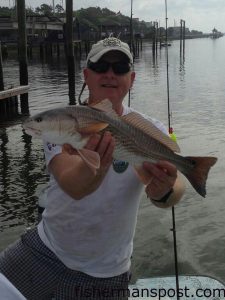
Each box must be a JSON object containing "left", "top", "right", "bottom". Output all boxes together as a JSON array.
[{"left": 2, "top": 0, "right": 225, "bottom": 33}]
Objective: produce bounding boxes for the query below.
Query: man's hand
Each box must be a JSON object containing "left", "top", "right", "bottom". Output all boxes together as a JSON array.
[
  {"left": 86, "top": 131, "right": 115, "bottom": 173},
  {"left": 63, "top": 131, "right": 115, "bottom": 174},
  {"left": 143, "top": 160, "right": 177, "bottom": 200},
  {"left": 58, "top": 131, "right": 115, "bottom": 199}
]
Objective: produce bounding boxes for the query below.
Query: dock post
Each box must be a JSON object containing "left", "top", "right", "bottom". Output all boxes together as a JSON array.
[
  {"left": 180, "top": 19, "right": 185, "bottom": 59},
  {"left": 77, "top": 19, "right": 82, "bottom": 57},
  {"left": 155, "top": 21, "right": 158, "bottom": 55},
  {"left": 152, "top": 22, "right": 157, "bottom": 55},
  {"left": 180, "top": 19, "right": 183, "bottom": 55},
  {"left": 183, "top": 20, "right": 185, "bottom": 56},
  {"left": 0, "top": 42, "right": 4, "bottom": 91},
  {"left": 57, "top": 43, "right": 60, "bottom": 57},
  {"left": 17, "top": 0, "right": 29, "bottom": 114},
  {"left": 49, "top": 43, "right": 53, "bottom": 57},
  {"left": 65, "top": 0, "right": 76, "bottom": 105},
  {"left": 0, "top": 41, "right": 7, "bottom": 119},
  {"left": 40, "top": 42, "right": 44, "bottom": 59}
]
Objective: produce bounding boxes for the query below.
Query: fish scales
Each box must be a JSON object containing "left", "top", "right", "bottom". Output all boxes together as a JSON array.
[{"left": 69, "top": 106, "right": 196, "bottom": 175}]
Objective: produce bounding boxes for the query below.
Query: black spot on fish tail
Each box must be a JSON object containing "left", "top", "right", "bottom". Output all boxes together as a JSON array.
[{"left": 184, "top": 156, "right": 217, "bottom": 197}]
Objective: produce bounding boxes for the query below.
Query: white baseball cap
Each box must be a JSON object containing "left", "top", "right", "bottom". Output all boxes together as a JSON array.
[{"left": 86, "top": 37, "right": 133, "bottom": 64}]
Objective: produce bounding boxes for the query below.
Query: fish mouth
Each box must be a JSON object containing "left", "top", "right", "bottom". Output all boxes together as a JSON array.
[{"left": 23, "top": 125, "right": 41, "bottom": 136}]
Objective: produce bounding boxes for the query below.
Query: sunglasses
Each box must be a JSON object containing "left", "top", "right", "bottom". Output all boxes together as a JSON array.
[{"left": 87, "top": 60, "right": 132, "bottom": 75}]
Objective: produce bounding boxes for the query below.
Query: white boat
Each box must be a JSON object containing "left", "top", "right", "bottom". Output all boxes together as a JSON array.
[
  {"left": 129, "top": 275, "right": 225, "bottom": 299},
  {"left": 1, "top": 273, "right": 224, "bottom": 299}
]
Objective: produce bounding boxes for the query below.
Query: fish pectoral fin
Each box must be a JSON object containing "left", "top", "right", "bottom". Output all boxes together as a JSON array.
[
  {"left": 78, "top": 123, "right": 109, "bottom": 134},
  {"left": 77, "top": 148, "right": 100, "bottom": 174},
  {"left": 134, "top": 165, "right": 154, "bottom": 185},
  {"left": 122, "top": 112, "right": 180, "bottom": 153},
  {"left": 90, "top": 99, "right": 119, "bottom": 118}
]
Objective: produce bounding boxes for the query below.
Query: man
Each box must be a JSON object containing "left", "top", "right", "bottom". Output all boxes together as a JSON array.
[{"left": 0, "top": 37, "right": 185, "bottom": 299}]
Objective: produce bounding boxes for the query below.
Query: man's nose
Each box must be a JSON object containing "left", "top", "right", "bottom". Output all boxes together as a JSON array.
[{"left": 104, "top": 67, "right": 116, "bottom": 76}]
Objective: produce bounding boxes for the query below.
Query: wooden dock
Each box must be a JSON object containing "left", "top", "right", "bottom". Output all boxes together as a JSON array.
[
  {"left": 0, "top": 85, "right": 29, "bottom": 120},
  {"left": 0, "top": 85, "right": 29, "bottom": 100}
]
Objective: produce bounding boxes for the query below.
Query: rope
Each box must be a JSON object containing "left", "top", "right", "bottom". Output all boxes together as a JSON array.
[
  {"left": 78, "top": 83, "right": 86, "bottom": 105},
  {"left": 128, "top": 89, "right": 131, "bottom": 107},
  {"left": 165, "top": 1, "right": 180, "bottom": 299}
]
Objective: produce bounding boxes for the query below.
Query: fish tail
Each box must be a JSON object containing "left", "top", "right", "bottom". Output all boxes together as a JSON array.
[{"left": 184, "top": 156, "right": 217, "bottom": 198}]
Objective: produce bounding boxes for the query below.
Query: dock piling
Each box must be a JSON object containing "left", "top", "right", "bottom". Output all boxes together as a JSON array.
[
  {"left": 180, "top": 19, "right": 185, "bottom": 57},
  {"left": 0, "top": 42, "right": 4, "bottom": 91},
  {"left": 17, "top": 0, "right": 29, "bottom": 114},
  {"left": 65, "top": 0, "right": 76, "bottom": 105},
  {"left": 0, "top": 42, "right": 7, "bottom": 118}
]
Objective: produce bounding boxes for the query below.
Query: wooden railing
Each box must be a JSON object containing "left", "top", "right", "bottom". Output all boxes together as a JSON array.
[{"left": 0, "top": 85, "right": 29, "bottom": 100}]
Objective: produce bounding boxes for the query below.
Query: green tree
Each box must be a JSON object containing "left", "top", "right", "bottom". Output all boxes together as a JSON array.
[
  {"left": 35, "top": 4, "right": 53, "bottom": 16},
  {"left": 55, "top": 4, "right": 64, "bottom": 15},
  {"left": 26, "top": 6, "right": 35, "bottom": 15},
  {"left": 0, "top": 6, "right": 13, "bottom": 16}
]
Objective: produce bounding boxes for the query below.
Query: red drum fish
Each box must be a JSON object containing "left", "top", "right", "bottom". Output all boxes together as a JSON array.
[{"left": 23, "top": 100, "right": 217, "bottom": 197}]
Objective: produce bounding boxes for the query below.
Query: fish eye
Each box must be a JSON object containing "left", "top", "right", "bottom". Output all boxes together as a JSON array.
[{"left": 35, "top": 117, "right": 42, "bottom": 123}]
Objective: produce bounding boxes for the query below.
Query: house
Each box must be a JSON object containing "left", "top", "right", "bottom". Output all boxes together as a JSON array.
[{"left": 0, "top": 15, "right": 64, "bottom": 44}]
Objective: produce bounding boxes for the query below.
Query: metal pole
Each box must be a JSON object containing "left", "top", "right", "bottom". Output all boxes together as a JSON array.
[
  {"left": 52, "top": 0, "right": 55, "bottom": 15},
  {"left": 165, "top": 0, "right": 171, "bottom": 128},
  {"left": 165, "top": 1, "right": 180, "bottom": 299},
  {"left": 171, "top": 207, "right": 180, "bottom": 300},
  {"left": 129, "top": 0, "right": 134, "bottom": 104},
  {"left": 130, "top": 0, "right": 135, "bottom": 56}
]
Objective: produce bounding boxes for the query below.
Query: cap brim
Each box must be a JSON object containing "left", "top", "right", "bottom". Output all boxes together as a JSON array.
[{"left": 88, "top": 47, "right": 133, "bottom": 64}]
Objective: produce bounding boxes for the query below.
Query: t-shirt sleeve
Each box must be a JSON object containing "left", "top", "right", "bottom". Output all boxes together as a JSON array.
[
  {"left": 43, "top": 142, "right": 62, "bottom": 166},
  {"left": 146, "top": 117, "right": 169, "bottom": 136}
]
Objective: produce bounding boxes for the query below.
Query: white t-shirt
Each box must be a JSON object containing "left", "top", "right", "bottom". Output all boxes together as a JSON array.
[{"left": 38, "top": 106, "right": 167, "bottom": 278}]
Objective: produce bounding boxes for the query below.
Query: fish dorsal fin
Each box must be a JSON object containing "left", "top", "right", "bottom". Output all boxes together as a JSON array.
[
  {"left": 77, "top": 148, "right": 100, "bottom": 174},
  {"left": 122, "top": 112, "right": 180, "bottom": 153},
  {"left": 90, "top": 99, "right": 119, "bottom": 118}
]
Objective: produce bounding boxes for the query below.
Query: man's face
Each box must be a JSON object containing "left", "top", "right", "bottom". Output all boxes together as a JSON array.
[{"left": 84, "top": 51, "right": 135, "bottom": 113}]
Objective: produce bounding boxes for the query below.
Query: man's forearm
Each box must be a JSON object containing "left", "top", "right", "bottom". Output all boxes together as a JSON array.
[{"left": 150, "top": 173, "right": 185, "bottom": 208}]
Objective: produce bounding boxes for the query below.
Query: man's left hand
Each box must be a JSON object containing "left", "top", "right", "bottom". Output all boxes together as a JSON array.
[{"left": 143, "top": 160, "right": 177, "bottom": 200}]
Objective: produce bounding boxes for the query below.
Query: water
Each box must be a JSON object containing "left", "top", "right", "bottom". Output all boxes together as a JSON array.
[{"left": 0, "top": 37, "right": 225, "bottom": 284}]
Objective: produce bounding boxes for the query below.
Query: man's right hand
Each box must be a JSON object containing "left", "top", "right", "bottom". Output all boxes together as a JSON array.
[{"left": 50, "top": 131, "right": 115, "bottom": 200}]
